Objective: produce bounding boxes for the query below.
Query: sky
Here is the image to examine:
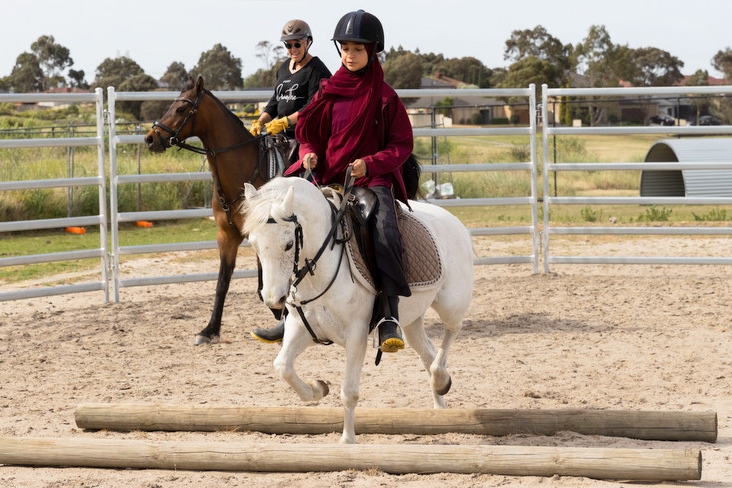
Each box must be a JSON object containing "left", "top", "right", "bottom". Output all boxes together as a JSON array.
[{"left": 2, "top": 0, "right": 731, "bottom": 84}]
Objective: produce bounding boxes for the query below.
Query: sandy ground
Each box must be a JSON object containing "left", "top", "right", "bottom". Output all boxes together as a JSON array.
[{"left": 0, "top": 236, "right": 731, "bottom": 487}]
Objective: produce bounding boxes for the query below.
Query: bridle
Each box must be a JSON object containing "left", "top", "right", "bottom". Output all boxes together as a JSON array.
[
  {"left": 151, "top": 89, "right": 264, "bottom": 231},
  {"left": 274, "top": 175, "right": 356, "bottom": 345},
  {"left": 151, "top": 89, "right": 207, "bottom": 154}
]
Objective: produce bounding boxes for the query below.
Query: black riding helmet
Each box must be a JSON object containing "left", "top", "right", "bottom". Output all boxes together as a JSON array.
[{"left": 331, "top": 10, "right": 384, "bottom": 54}]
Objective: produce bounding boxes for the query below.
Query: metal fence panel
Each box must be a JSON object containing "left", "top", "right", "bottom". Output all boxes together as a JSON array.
[
  {"left": 541, "top": 84, "right": 732, "bottom": 273},
  {"left": 0, "top": 88, "right": 108, "bottom": 303},
  {"left": 106, "top": 86, "right": 540, "bottom": 301}
]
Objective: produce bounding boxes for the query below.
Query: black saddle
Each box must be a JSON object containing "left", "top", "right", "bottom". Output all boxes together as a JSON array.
[{"left": 259, "top": 133, "right": 298, "bottom": 180}]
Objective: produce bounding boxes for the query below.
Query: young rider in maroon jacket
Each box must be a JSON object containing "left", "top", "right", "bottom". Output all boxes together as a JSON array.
[{"left": 252, "top": 10, "right": 413, "bottom": 354}]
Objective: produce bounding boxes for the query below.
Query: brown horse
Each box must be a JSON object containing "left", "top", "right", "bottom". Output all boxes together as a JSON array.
[{"left": 144, "top": 76, "right": 269, "bottom": 345}]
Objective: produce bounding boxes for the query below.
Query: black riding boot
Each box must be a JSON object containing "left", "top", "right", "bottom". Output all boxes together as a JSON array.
[
  {"left": 251, "top": 317, "right": 285, "bottom": 343},
  {"left": 376, "top": 295, "right": 404, "bottom": 353}
]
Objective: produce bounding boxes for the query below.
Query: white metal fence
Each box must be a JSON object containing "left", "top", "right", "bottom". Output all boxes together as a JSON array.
[
  {"left": 5, "top": 84, "right": 732, "bottom": 303},
  {"left": 106, "top": 86, "right": 539, "bottom": 303},
  {"left": 0, "top": 88, "right": 108, "bottom": 302},
  {"left": 541, "top": 84, "right": 732, "bottom": 273}
]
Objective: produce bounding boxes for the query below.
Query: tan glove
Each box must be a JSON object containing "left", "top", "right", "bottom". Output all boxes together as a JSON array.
[
  {"left": 250, "top": 119, "right": 263, "bottom": 136},
  {"left": 264, "top": 116, "right": 289, "bottom": 135}
]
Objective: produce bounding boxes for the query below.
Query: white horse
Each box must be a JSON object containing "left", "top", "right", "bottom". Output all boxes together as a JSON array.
[{"left": 241, "top": 177, "right": 474, "bottom": 444}]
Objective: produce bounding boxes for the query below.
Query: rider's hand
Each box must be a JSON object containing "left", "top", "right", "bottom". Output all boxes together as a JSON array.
[
  {"left": 264, "top": 116, "right": 289, "bottom": 135},
  {"left": 349, "top": 159, "right": 367, "bottom": 178},
  {"left": 303, "top": 153, "right": 318, "bottom": 170},
  {"left": 249, "top": 120, "right": 262, "bottom": 136}
]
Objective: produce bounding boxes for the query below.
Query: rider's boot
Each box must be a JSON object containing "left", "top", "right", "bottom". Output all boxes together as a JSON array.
[
  {"left": 251, "top": 317, "right": 285, "bottom": 343},
  {"left": 376, "top": 295, "right": 404, "bottom": 353}
]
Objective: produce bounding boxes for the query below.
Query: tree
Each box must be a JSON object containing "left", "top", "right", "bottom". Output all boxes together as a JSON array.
[
  {"left": 383, "top": 51, "right": 422, "bottom": 89},
  {"left": 31, "top": 35, "right": 73, "bottom": 90},
  {"left": 243, "top": 65, "right": 279, "bottom": 89},
  {"left": 4, "top": 52, "right": 44, "bottom": 92},
  {"left": 440, "top": 56, "right": 492, "bottom": 88},
  {"left": 573, "top": 25, "right": 623, "bottom": 87},
  {"left": 160, "top": 62, "right": 190, "bottom": 90},
  {"left": 500, "top": 56, "right": 561, "bottom": 89},
  {"left": 685, "top": 69, "right": 711, "bottom": 122},
  {"left": 626, "top": 47, "right": 684, "bottom": 86},
  {"left": 68, "top": 69, "right": 89, "bottom": 89},
  {"left": 712, "top": 48, "right": 732, "bottom": 82},
  {"left": 255, "top": 40, "right": 285, "bottom": 70},
  {"left": 92, "top": 56, "right": 146, "bottom": 91},
  {"left": 191, "top": 44, "right": 243, "bottom": 90},
  {"left": 504, "top": 25, "right": 570, "bottom": 86},
  {"left": 117, "top": 73, "right": 160, "bottom": 120},
  {"left": 417, "top": 51, "right": 447, "bottom": 77}
]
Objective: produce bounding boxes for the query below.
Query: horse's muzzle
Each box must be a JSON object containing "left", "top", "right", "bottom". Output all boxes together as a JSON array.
[{"left": 144, "top": 130, "right": 167, "bottom": 153}]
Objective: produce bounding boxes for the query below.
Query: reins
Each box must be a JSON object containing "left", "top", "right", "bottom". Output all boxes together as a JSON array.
[
  {"left": 151, "top": 89, "right": 266, "bottom": 232},
  {"left": 276, "top": 171, "right": 357, "bottom": 345}
]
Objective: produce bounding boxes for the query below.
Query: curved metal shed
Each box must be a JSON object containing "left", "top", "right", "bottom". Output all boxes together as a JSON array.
[{"left": 640, "top": 138, "right": 732, "bottom": 196}]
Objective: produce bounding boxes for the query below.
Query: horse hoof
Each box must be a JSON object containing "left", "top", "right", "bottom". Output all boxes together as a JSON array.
[
  {"left": 193, "top": 334, "right": 219, "bottom": 346},
  {"left": 317, "top": 380, "right": 329, "bottom": 397},
  {"left": 436, "top": 376, "right": 452, "bottom": 396}
]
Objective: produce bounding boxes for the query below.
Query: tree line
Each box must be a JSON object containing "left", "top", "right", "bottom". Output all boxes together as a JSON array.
[{"left": 2, "top": 27, "right": 732, "bottom": 121}]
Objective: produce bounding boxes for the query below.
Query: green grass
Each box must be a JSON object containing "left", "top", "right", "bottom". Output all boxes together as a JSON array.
[
  {"left": 3, "top": 131, "right": 731, "bottom": 282},
  {"left": 0, "top": 218, "right": 219, "bottom": 283}
]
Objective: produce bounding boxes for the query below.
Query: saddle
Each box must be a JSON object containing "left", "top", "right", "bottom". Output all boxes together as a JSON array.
[
  {"left": 259, "top": 133, "right": 298, "bottom": 180},
  {"left": 322, "top": 186, "right": 444, "bottom": 295}
]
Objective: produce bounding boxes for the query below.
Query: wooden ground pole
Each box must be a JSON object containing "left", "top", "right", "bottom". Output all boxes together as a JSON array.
[
  {"left": 74, "top": 404, "right": 717, "bottom": 442},
  {"left": 0, "top": 436, "right": 703, "bottom": 481}
]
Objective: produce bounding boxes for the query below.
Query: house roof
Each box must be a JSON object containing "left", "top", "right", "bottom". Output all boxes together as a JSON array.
[{"left": 675, "top": 74, "right": 726, "bottom": 86}]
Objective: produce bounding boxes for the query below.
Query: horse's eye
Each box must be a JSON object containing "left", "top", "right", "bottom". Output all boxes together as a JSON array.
[
  {"left": 285, "top": 241, "right": 294, "bottom": 251},
  {"left": 176, "top": 106, "right": 187, "bottom": 114}
]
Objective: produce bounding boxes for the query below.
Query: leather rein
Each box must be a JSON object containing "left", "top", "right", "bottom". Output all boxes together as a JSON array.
[
  {"left": 151, "top": 89, "right": 264, "bottom": 232},
  {"left": 275, "top": 174, "right": 356, "bottom": 345}
]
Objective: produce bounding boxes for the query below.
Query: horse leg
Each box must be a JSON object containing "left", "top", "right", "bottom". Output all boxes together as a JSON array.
[
  {"left": 273, "top": 319, "right": 330, "bottom": 404},
  {"left": 194, "top": 225, "right": 242, "bottom": 345},
  {"left": 339, "top": 331, "right": 368, "bottom": 444},
  {"left": 401, "top": 315, "right": 453, "bottom": 408}
]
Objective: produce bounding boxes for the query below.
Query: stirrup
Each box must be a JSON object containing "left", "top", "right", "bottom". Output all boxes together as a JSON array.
[
  {"left": 250, "top": 319, "right": 285, "bottom": 344},
  {"left": 374, "top": 317, "right": 404, "bottom": 353}
]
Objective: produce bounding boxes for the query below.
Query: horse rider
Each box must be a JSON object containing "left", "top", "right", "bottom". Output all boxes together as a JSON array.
[
  {"left": 252, "top": 10, "right": 413, "bottom": 356},
  {"left": 249, "top": 19, "right": 332, "bottom": 140}
]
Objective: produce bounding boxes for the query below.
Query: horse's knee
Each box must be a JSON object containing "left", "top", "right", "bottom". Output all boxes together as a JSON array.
[
  {"left": 273, "top": 357, "right": 288, "bottom": 378},
  {"left": 340, "top": 389, "right": 359, "bottom": 410}
]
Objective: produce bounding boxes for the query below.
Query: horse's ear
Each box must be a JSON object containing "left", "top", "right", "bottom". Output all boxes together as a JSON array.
[
  {"left": 243, "top": 183, "right": 257, "bottom": 200},
  {"left": 281, "top": 186, "right": 295, "bottom": 216},
  {"left": 195, "top": 75, "right": 204, "bottom": 92}
]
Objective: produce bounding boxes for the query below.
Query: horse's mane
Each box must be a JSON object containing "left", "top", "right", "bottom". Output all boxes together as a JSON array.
[
  {"left": 241, "top": 178, "right": 315, "bottom": 234},
  {"left": 181, "top": 77, "right": 246, "bottom": 131},
  {"left": 203, "top": 89, "right": 246, "bottom": 130}
]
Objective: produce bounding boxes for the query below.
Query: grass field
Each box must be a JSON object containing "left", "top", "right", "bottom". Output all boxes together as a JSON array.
[{"left": 2, "top": 131, "right": 731, "bottom": 283}]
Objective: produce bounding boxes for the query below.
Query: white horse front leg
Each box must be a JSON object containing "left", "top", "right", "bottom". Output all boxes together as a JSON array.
[
  {"left": 402, "top": 315, "right": 451, "bottom": 409},
  {"left": 339, "top": 329, "right": 368, "bottom": 444},
  {"left": 273, "top": 328, "right": 330, "bottom": 403}
]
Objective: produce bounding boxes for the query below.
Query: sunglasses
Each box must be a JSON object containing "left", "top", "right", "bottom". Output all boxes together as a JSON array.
[{"left": 284, "top": 41, "right": 302, "bottom": 49}]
